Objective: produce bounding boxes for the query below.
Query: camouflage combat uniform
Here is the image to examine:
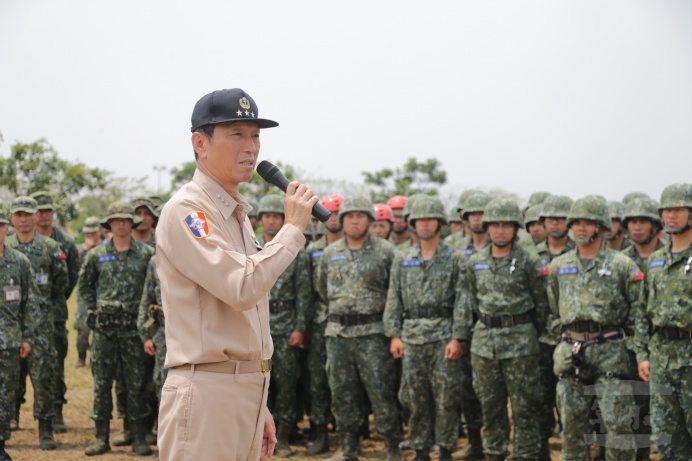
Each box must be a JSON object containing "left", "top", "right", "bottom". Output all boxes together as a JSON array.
[
  {"left": 136, "top": 256, "right": 166, "bottom": 400},
  {"left": 463, "top": 242, "right": 548, "bottom": 459},
  {"left": 383, "top": 242, "right": 464, "bottom": 452},
  {"left": 5, "top": 232, "right": 67, "bottom": 422},
  {"left": 319, "top": 234, "right": 401, "bottom": 437}
]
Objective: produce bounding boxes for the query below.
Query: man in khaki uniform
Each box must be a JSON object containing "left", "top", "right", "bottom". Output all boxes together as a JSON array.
[{"left": 156, "top": 88, "right": 317, "bottom": 461}]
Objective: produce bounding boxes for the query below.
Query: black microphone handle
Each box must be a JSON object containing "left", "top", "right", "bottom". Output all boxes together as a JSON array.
[{"left": 260, "top": 164, "right": 332, "bottom": 223}]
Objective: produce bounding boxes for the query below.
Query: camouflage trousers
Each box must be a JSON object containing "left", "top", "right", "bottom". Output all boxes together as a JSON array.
[
  {"left": 90, "top": 328, "right": 150, "bottom": 421},
  {"left": 153, "top": 329, "right": 167, "bottom": 401},
  {"left": 75, "top": 323, "right": 91, "bottom": 358},
  {"left": 17, "top": 335, "right": 56, "bottom": 420},
  {"left": 459, "top": 347, "right": 483, "bottom": 430},
  {"left": 326, "top": 334, "right": 401, "bottom": 435},
  {"left": 556, "top": 377, "right": 636, "bottom": 461},
  {"left": 538, "top": 343, "right": 559, "bottom": 439},
  {"left": 267, "top": 334, "right": 301, "bottom": 425},
  {"left": 649, "top": 344, "right": 692, "bottom": 461},
  {"left": 308, "top": 322, "right": 332, "bottom": 425},
  {"left": 0, "top": 349, "right": 20, "bottom": 440},
  {"left": 399, "top": 341, "right": 462, "bottom": 451},
  {"left": 472, "top": 353, "right": 542, "bottom": 459},
  {"left": 53, "top": 321, "right": 68, "bottom": 405}
]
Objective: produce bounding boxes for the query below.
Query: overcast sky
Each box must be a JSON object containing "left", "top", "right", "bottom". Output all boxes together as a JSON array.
[{"left": 1, "top": 0, "right": 691, "bottom": 205}]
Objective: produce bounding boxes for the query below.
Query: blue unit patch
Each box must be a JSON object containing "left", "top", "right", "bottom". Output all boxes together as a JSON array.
[
  {"left": 401, "top": 259, "right": 422, "bottom": 267},
  {"left": 97, "top": 254, "right": 117, "bottom": 263},
  {"left": 541, "top": 258, "right": 549, "bottom": 266},
  {"left": 473, "top": 263, "right": 491, "bottom": 271},
  {"left": 311, "top": 250, "right": 324, "bottom": 259},
  {"left": 558, "top": 267, "right": 578, "bottom": 275},
  {"left": 648, "top": 259, "right": 665, "bottom": 269},
  {"left": 330, "top": 255, "right": 348, "bottom": 262},
  {"left": 462, "top": 249, "right": 475, "bottom": 256}
]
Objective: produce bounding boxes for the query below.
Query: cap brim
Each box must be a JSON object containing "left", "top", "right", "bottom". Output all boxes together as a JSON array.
[
  {"left": 10, "top": 207, "right": 38, "bottom": 214},
  {"left": 100, "top": 215, "right": 143, "bottom": 231},
  {"left": 191, "top": 118, "right": 279, "bottom": 132},
  {"left": 36, "top": 205, "right": 56, "bottom": 211}
]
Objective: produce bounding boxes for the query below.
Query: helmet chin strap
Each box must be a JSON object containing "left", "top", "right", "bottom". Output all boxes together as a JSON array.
[
  {"left": 327, "top": 225, "right": 343, "bottom": 234},
  {"left": 632, "top": 229, "right": 657, "bottom": 245},
  {"left": 470, "top": 226, "right": 486, "bottom": 234},
  {"left": 492, "top": 240, "right": 512, "bottom": 248},
  {"left": 548, "top": 230, "right": 569, "bottom": 239},
  {"left": 665, "top": 223, "right": 691, "bottom": 235},
  {"left": 575, "top": 227, "right": 601, "bottom": 245},
  {"left": 603, "top": 227, "right": 622, "bottom": 241}
]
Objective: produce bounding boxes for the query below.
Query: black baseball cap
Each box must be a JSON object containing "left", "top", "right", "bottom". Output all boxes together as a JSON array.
[{"left": 191, "top": 88, "right": 279, "bottom": 132}]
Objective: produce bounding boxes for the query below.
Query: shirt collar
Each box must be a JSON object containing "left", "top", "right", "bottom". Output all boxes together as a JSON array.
[{"left": 193, "top": 169, "right": 251, "bottom": 221}]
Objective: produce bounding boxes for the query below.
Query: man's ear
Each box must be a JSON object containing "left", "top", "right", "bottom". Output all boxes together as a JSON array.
[{"left": 192, "top": 132, "right": 209, "bottom": 159}]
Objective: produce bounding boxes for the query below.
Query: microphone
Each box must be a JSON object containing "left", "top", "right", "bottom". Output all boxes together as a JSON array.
[{"left": 256, "top": 160, "right": 331, "bottom": 223}]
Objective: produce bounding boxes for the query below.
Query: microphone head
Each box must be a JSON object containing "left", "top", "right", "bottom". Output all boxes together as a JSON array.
[{"left": 256, "top": 160, "right": 280, "bottom": 182}]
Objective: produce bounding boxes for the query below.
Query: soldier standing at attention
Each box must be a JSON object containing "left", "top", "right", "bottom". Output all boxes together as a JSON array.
[
  {"left": 370, "top": 203, "right": 395, "bottom": 240},
  {"left": 463, "top": 199, "right": 548, "bottom": 461},
  {"left": 604, "top": 201, "right": 630, "bottom": 251},
  {"left": 519, "top": 205, "right": 547, "bottom": 247},
  {"left": 131, "top": 197, "right": 158, "bottom": 247},
  {"left": 319, "top": 196, "right": 402, "bottom": 461},
  {"left": 79, "top": 202, "right": 155, "bottom": 456},
  {"left": 384, "top": 195, "right": 464, "bottom": 461},
  {"left": 75, "top": 217, "right": 104, "bottom": 368},
  {"left": 31, "top": 191, "right": 78, "bottom": 434},
  {"left": 547, "top": 196, "right": 643, "bottom": 461},
  {"left": 7, "top": 196, "right": 68, "bottom": 450},
  {"left": 620, "top": 199, "right": 665, "bottom": 271},
  {"left": 304, "top": 194, "right": 344, "bottom": 455},
  {"left": 635, "top": 183, "right": 692, "bottom": 460},
  {"left": 388, "top": 195, "right": 411, "bottom": 246},
  {"left": 448, "top": 209, "right": 464, "bottom": 235},
  {"left": 0, "top": 209, "right": 41, "bottom": 461},
  {"left": 256, "top": 194, "right": 311, "bottom": 457}
]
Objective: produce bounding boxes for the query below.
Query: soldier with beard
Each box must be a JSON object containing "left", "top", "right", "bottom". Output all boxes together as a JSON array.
[
  {"left": 388, "top": 195, "right": 411, "bottom": 246},
  {"left": 604, "top": 201, "right": 630, "bottom": 251},
  {"left": 370, "top": 203, "right": 395, "bottom": 240}
]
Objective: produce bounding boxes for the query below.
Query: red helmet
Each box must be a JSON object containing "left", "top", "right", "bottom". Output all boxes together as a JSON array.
[
  {"left": 321, "top": 195, "right": 344, "bottom": 213},
  {"left": 373, "top": 203, "right": 394, "bottom": 222},
  {"left": 387, "top": 195, "right": 408, "bottom": 210}
]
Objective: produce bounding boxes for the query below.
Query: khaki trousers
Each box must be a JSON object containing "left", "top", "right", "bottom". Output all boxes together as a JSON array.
[{"left": 158, "top": 367, "right": 269, "bottom": 461}]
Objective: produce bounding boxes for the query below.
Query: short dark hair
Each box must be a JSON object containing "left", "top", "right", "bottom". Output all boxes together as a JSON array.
[{"left": 193, "top": 124, "right": 216, "bottom": 160}]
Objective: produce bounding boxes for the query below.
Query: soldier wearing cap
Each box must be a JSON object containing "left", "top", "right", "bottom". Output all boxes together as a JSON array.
[
  {"left": 79, "top": 201, "right": 155, "bottom": 456},
  {"left": 0, "top": 208, "right": 42, "bottom": 461},
  {"left": 318, "top": 196, "right": 402, "bottom": 461},
  {"left": 155, "top": 88, "right": 317, "bottom": 461},
  {"left": 6, "top": 196, "right": 68, "bottom": 450},
  {"left": 384, "top": 195, "right": 464, "bottom": 461},
  {"left": 131, "top": 197, "right": 158, "bottom": 248},
  {"left": 545, "top": 196, "right": 643, "bottom": 460},
  {"left": 634, "top": 183, "right": 692, "bottom": 461},
  {"left": 30, "top": 190, "right": 78, "bottom": 433}
]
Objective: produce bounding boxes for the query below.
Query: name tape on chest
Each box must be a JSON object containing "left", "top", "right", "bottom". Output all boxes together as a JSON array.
[
  {"left": 97, "top": 254, "right": 118, "bottom": 263},
  {"left": 648, "top": 259, "right": 665, "bottom": 269},
  {"left": 462, "top": 249, "right": 475, "bottom": 256},
  {"left": 185, "top": 211, "right": 211, "bottom": 239},
  {"left": 473, "top": 262, "right": 491, "bottom": 271},
  {"left": 401, "top": 259, "right": 422, "bottom": 267},
  {"left": 311, "top": 250, "right": 324, "bottom": 259},
  {"left": 558, "top": 267, "right": 578, "bottom": 276},
  {"left": 330, "top": 254, "right": 348, "bottom": 262}
]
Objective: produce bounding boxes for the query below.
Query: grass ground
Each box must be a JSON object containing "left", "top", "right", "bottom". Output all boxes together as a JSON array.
[{"left": 7, "top": 296, "right": 655, "bottom": 461}]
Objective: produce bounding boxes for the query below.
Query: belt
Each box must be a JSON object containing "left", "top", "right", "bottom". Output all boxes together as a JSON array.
[
  {"left": 656, "top": 326, "right": 692, "bottom": 340},
  {"left": 563, "top": 330, "right": 612, "bottom": 342},
  {"left": 172, "top": 359, "right": 272, "bottom": 374},
  {"left": 479, "top": 311, "right": 533, "bottom": 328},
  {"left": 269, "top": 300, "right": 295, "bottom": 314},
  {"left": 406, "top": 306, "right": 452, "bottom": 320},
  {"left": 562, "top": 320, "right": 615, "bottom": 334},
  {"left": 328, "top": 313, "right": 381, "bottom": 326}
]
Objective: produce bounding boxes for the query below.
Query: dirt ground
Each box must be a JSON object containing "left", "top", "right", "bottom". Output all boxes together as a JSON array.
[{"left": 7, "top": 296, "right": 656, "bottom": 461}]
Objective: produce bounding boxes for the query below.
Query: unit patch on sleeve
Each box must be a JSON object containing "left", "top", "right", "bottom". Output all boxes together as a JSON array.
[{"left": 185, "top": 211, "right": 211, "bottom": 239}]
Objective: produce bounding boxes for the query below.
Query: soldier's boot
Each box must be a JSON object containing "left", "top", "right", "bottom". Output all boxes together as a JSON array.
[
  {"left": 144, "top": 414, "right": 157, "bottom": 446},
  {"left": 112, "top": 418, "right": 133, "bottom": 446},
  {"left": 39, "top": 419, "right": 57, "bottom": 450},
  {"left": 9, "top": 406, "right": 19, "bottom": 431},
  {"left": 538, "top": 436, "right": 551, "bottom": 461},
  {"left": 53, "top": 404, "right": 67, "bottom": 433},
  {"left": 438, "top": 447, "right": 453, "bottom": 461},
  {"left": 328, "top": 433, "right": 359, "bottom": 461},
  {"left": 0, "top": 439, "right": 14, "bottom": 461},
  {"left": 131, "top": 419, "right": 153, "bottom": 456},
  {"left": 636, "top": 447, "right": 650, "bottom": 461},
  {"left": 84, "top": 420, "right": 111, "bottom": 456},
  {"left": 275, "top": 422, "right": 293, "bottom": 458},
  {"left": 306, "top": 424, "right": 329, "bottom": 455},
  {"left": 76, "top": 352, "right": 87, "bottom": 368},
  {"left": 413, "top": 450, "right": 431, "bottom": 461},
  {"left": 384, "top": 435, "right": 401, "bottom": 461},
  {"left": 452, "top": 428, "right": 484, "bottom": 460}
]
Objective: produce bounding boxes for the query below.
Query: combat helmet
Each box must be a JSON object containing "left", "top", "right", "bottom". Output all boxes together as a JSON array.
[
  {"left": 566, "top": 195, "right": 611, "bottom": 231},
  {"left": 456, "top": 188, "right": 485, "bottom": 213},
  {"left": 408, "top": 195, "right": 447, "bottom": 226},
  {"left": 448, "top": 209, "right": 462, "bottom": 224},
  {"left": 461, "top": 193, "right": 492, "bottom": 221},
  {"left": 373, "top": 203, "right": 394, "bottom": 222},
  {"left": 257, "top": 195, "right": 284, "bottom": 219},
  {"left": 524, "top": 205, "right": 542, "bottom": 231},
  {"left": 607, "top": 201, "right": 625, "bottom": 222},
  {"left": 482, "top": 198, "right": 524, "bottom": 229},
  {"left": 131, "top": 197, "right": 159, "bottom": 218},
  {"left": 403, "top": 194, "right": 429, "bottom": 223},
  {"left": 339, "top": 196, "right": 376, "bottom": 223},
  {"left": 525, "top": 191, "right": 551, "bottom": 210},
  {"left": 248, "top": 201, "right": 260, "bottom": 218},
  {"left": 622, "top": 192, "right": 650, "bottom": 206},
  {"left": 658, "top": 182, "right": 692, "bottom": 232},
  {"left": 100, "top": 201, "right": 142, "bottom": 231},
  {"left": 540, "top": 195, "right": 573, "bottom": 220},
  {"left": 622, "top": 198, "right": 662, "bottom": 228}
]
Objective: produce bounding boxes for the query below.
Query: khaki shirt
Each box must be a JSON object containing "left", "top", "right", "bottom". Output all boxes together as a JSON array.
[{"left": 156, "top": 169, "right": 305, "bottom": 368}]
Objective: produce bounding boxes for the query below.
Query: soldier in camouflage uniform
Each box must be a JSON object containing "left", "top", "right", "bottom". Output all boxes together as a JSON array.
[
  {"left": 255, "top": 194, "right": 312, "bottom": 457},
  {"left": 31, "top": 191, "right": 78, "bottom": 434},
  {"left": 388, "top": 195, "right": 411, "bottom": 247},
  {"left": 305, "top": 195, "right": 344, "bottom": 454},
  {"left": 75, "top": 216, "right": 104, "bottom": 368},
  {"left": 546, "top": 196, "right": 643, "bottom": 461},
  {"left": 7, "top": 196, "right": 69, "bottom": 450},
  {"left": 462, "top": 199, "right": 548, "bottom": 461},
  {"left": 448, "top": 209, "right": 463, "bottom": 235},
  {"left": 131, "top": 197, "right": 158, "bottom": 247},
  {"left": 370, "top": 203, "right": 395, "bottom": 240},
  {"left": 621, "top": 199, "right": 665, "bottom": 271},
  {"left": 319, "top": 196, "right": 402, "bottom": 461},
  {"left": 634, "top": 183, "right": 692, "bottom": 461},
  {"left": 0, "top": 209, "right": 42, "bottom": 461},
  {"left": 384, "top": 195, "right": 464, "bottom": 461},
  {"left": 137, "top": 255, "right": 165, "bottom": 399},
  {"left": 79, "top": 202, "right": 154, "bottom": 456},
  {"left": 622, "top": 192, "right": 650, "bottom": 206},
  {"left": 604, "top": 201, "right": 630, "bottom": 252},
  {"left": 519, "top": 204, "right": 546, "bottom": 248}
]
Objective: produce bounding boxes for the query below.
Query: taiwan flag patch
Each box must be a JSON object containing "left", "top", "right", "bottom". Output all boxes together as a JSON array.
[
  {"left": 59, "top": 251, "right": 66, "bottom": 260},
  {"left": 543, "top": 266, "right": 549, "bottom": 275},
  {"left": 185, "top": 211, "right": 210, "bottom": 239},
  {"left": 633, "top": 268, "right": 644, "bottom": 281}
]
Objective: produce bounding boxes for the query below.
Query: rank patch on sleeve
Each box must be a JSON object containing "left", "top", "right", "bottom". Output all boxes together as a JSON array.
[{"left": 185, "top": 211, "right": 211, "bottom": 239}]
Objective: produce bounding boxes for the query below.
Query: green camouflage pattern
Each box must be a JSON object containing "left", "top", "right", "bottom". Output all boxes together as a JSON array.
[
  {"left": 526, "top": 191, "right": 551, "bottom": 209},
  {"left": 326, "top": 335, "right": 401, "bottom": 435},
  {"left": 339, "top": 196, "right": 375, "bottom": 223},
  {"left": 566, "top": 195, "right": 612, "bottom": 231},
  {"left": 398, "top": 341, "right": 462, "bottom": 450},
  {"left": 608, "top": 201, "right": 626, "bottom": 221},
  {"left": 383, "top": 242, "right": 466, "bottom": 344},
  {"left": 524, "top": 205, "right": 543, "bottom": 227},
  {"left": 622, "top": 198, "right": 662, "bottom": 228},
  {"left": 443, "top": 232, "right": 470, "bottom": 251},
  {"left": 319, "top": 235, "right": 396, "bottom": 338},
  {"left": 540, "top": 195, "right": 573, "bottom": 219},
  {"left": 408, "top": 195, "right": 447, "bottom": 224},
  {"left": 267, "top": 333, "right": 301, "bottom": 424},
  {"left": 622, "top": 192, "right": 650, "bottom": 205},
  {"left": 461, "top": 193, "right": 492, "bottom": 220},
  {"left": 472, "top": 352, "right": 542, "bottom": 459},
  {"left": 257, "top": 194, "right": 284, "bottom": 216},
  {"left": 658, "top": 182, "right": 692, "bottom": 210},
  {"left": 620, "top": 240, "right": 665, "bottom": 272},
  {"left": 0, "top": 349, "right": 20, "bottom": 440},
  {"left": 0, "top": 246, "right": 41, "bottom": 349},
  {"left": 482, "top": 198, "right": 524, "bottom": 228},
  {"left": 456, "top": 189, "right": 485, "bottom": 212},
  {"left": 306, "top": 238, "right": 328, "bottom": 325},
  {"left": 535, "top": 237, "right": 576, "bottom": 267}
]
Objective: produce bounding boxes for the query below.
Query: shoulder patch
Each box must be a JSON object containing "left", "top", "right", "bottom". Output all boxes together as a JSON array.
[
  {"left": 330, "top": 255, "right": 348, "bottom": 262},
  {"left": 59, "top": 251, "right": 66, "bottom": 260},
  {"left": 543, "top": 266, "right": 549, "bottom": 275},
  {"left": 401, "top": 259, "right": 422, "bottom": 267},
  {"left": 541, "top": 257, "right": 549, "bottom": 266},
  {"left": 97, "top": 254, "right": 118, "bottom": 263},
  {"left": 632, "top": 267, "right": 644, "bottom": 281},
  {"left": 185, "top": 211, "right": 211, "bottom": 239},
  {"left": 558, "top": 267, "right": 578, "bottom": 276},
  {"left": 648, "top": 259, "right": 665, "bottom": 269},
  {"left": 311, "top": 250, "right": 324, "bottom": 259},
  {"left": 473, "top": 262, "right": 491, "bottom": 271}
]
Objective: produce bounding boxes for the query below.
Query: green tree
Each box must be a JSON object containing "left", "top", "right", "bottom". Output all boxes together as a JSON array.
[
  {"left": 0, "top": 138, "right": 109, "bottom": 224},
  {"left": 362, "top": 157, "right": 447, "bottom": 203}
]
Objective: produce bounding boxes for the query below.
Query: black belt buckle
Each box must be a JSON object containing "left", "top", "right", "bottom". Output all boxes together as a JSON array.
[{"left": 501, "top": 315, "right": 514, "bottom": 328}]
